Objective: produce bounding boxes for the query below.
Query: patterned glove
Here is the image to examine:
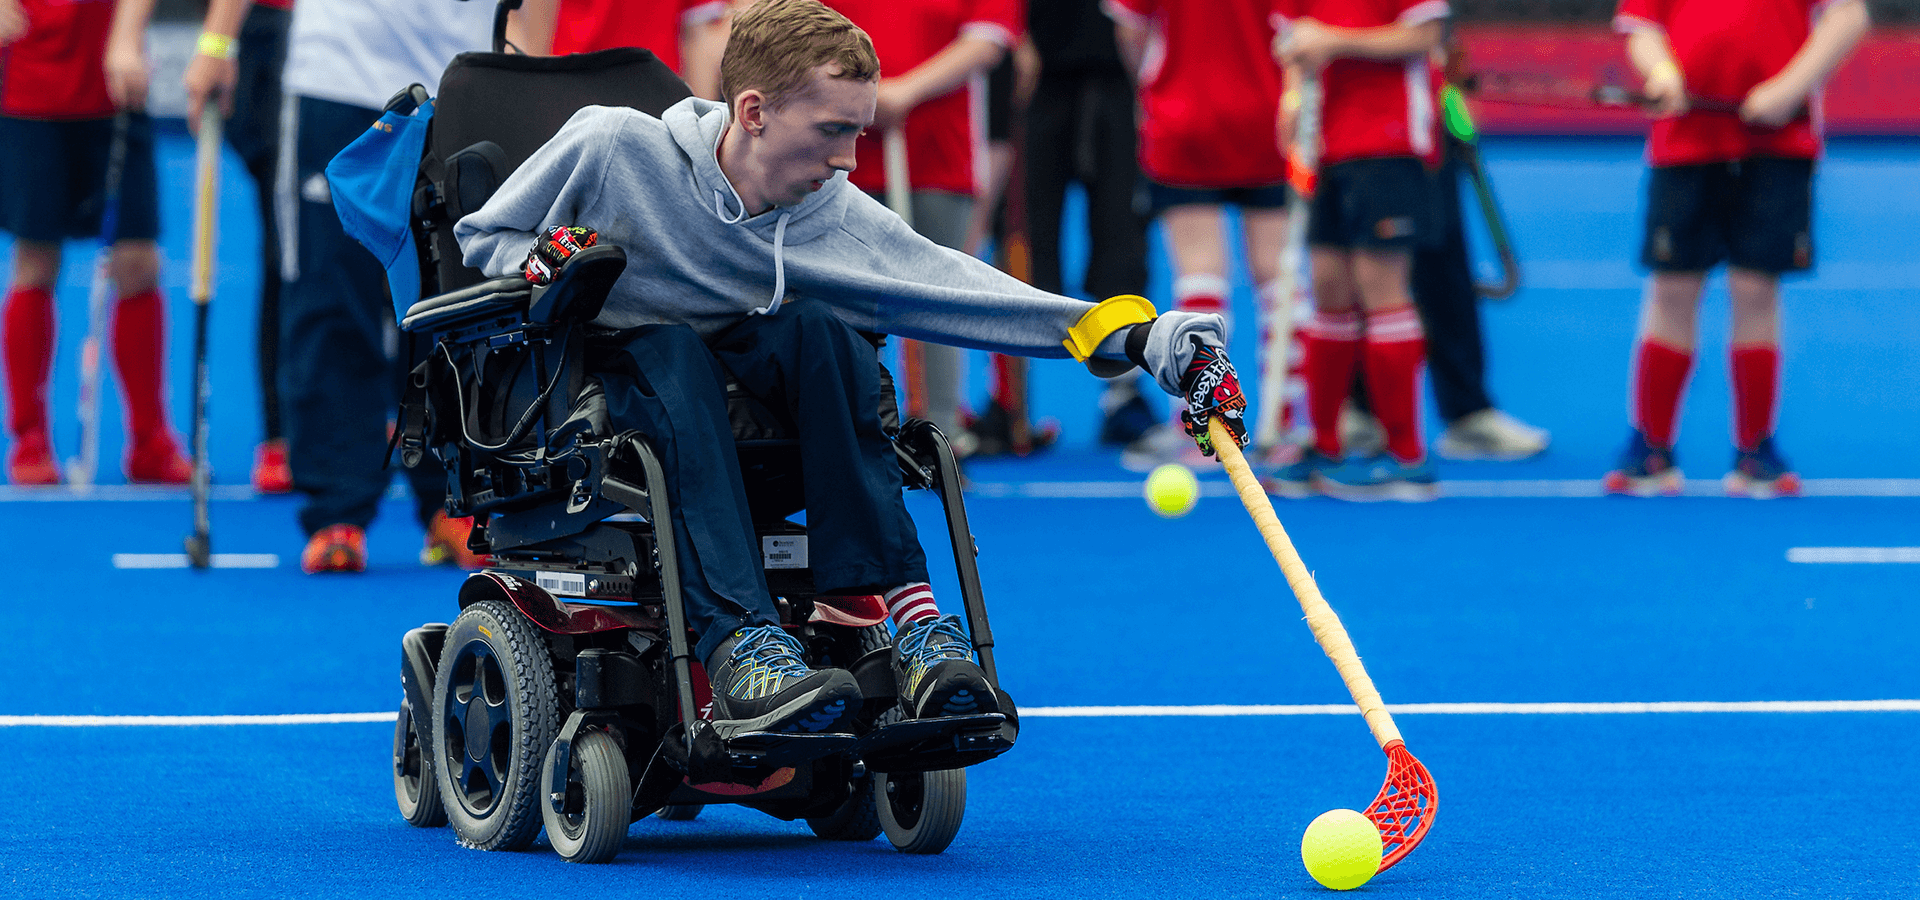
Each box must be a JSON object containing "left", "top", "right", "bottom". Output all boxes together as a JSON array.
[
  {"left": 522, "top": 225, "right": 599, "bottom": 285},
  {"left": 1178, "top": 336, "right": 1248, "bottom": 457}
]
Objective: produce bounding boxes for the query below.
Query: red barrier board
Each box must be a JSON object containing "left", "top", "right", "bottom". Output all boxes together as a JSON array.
[{"left": 1458, "top": 25, "right": 1920, "bottom": 137}]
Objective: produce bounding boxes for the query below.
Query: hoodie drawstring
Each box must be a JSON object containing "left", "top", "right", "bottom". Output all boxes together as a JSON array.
[{"left": 712, "top": 189, "right": 790, "bottom": 316}]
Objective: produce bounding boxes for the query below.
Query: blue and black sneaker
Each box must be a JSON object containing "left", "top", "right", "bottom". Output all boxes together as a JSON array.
[
  {"left": 1602, "top": 428, "right": 1682, "bottom": 496},
  {"left": 1319, "top": 453, "right": 1439, "bottom": 502},
  {"left": 894, "top": 614, "right": 998, "bottom": 719},
  {"left": 1264, "top": 447, "right": 1337, "bottom": 499},
  {"left": 1724, "top": 436, "right": 1801, "bottom": 499},
  {"left": 706, "top": 625, "right": 860, "bottom": 734}
]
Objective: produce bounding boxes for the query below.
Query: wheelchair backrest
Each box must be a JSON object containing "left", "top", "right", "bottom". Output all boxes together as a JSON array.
[{"left": 420, "top": 47, "right": 693, "bottom": 295}]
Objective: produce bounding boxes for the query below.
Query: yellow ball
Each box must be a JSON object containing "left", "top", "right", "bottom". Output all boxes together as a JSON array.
[
  {"left": 1143, "top": 463, "right": 1199, "bottom": 518},
  {"left": 1301, "top": 809, "right": 1382, "bottom": 890}
]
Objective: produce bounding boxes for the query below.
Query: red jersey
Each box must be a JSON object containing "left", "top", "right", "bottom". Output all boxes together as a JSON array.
[
  {"left": 827, "top": 0, "right": 1023, "bottom": 196},
  {"left": 1270, "top": 0, "right": 1448, "bottom": 167},
  {"left": 0, "top": 0, "right": 114, "bottom": 120},
  {"left": 1615, "top": 0, "right": 1824, "bottom": 166},
  {"left": 550, "top": 0, "right": 727, "bottom": 72},
  {"left": 1103, "top": 0, "right": 1288, "bottom": 189}
]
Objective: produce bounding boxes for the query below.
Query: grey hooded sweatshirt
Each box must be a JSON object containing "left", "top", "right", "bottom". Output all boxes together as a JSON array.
[{"left": 454, "top": 97, "right": 1222, "bottom": 395}]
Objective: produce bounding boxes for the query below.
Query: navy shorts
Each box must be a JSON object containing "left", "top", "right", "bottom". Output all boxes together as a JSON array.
[
  {"left": 1641, "top": 157, "right": 1814, "bottom": 274},
  {"left": 0, "top": 113, "right": 161, "bottom": 242},
  {"left": 1147, "top": 180, "right": 1290, "bottom": 217},
  {"left": 1307, "top": 156, "right": 1439, "bottom": 250}
]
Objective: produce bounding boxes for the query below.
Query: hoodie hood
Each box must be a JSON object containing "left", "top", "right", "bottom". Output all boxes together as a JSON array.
[{"left": 663, "top": 97, "right": 852, "bottom": 246}]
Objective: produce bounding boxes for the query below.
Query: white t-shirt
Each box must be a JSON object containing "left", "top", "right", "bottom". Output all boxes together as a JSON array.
[{"left": 284, "top": 0, "right": 496, "bottom": 111}]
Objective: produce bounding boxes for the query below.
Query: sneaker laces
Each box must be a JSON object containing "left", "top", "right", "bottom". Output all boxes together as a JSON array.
[
  {"left": 723, "top": 625, "right": 811, "bottom": 699},
  {"left": 898, "top": 614, "right": 973, "bottom": 668}
]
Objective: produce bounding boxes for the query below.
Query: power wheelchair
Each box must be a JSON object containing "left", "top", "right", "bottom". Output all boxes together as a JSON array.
[{"left": 382, "top": 29, "right": 1016, "bottom": 864}]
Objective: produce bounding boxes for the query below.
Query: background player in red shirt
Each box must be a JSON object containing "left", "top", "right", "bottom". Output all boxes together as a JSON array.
[
  {"left": 1104, "top": 0, "right": 1292, "bottom": 468},
  {"left": 0, "top": 0, "right": 190, "bottom": 485},
  {"left": 1269, "top": 0, "right": 1447, "bottom": 501},
  {"left": 824, "top": 0, "right": 1020, "bottom": 449},
  {"left": 514, "top": 0, "right": 730, "bottom": 99},
  {"left": 1606, "top": 0, "right": 1869, "bottom": 498}
]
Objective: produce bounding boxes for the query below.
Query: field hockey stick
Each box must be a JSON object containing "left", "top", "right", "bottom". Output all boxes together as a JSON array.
[
  {"left": 1208, "top": 416, "right": 1438, "bottom": 872},
  {"left": 1440, "top": 86, "right": 1520, "bottom": 300},
  {"left": 1463, "top": 70, "right": 1747, "bottom": 116},
  {"left": 68, "top": 111, "right": 132, "bottom": 490},
  {"left": 1253, "top": 77, "right": 1320, "bottom": 453},
  {"left": 882, "top": 127, "right": 929, "bottom": 419},
  {"left": 184, "top": 104, "right": 223, "bottom": 570}
]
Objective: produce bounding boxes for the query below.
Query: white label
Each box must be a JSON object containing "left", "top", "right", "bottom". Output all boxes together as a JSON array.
[
  {"left": 762, "top": 535, "right": 808, "bottom": 570},
  {"left": 536, "top": 571, "right": 587, "bottom": 597}
]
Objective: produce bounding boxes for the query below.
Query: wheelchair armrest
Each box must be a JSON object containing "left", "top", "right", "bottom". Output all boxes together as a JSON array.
[
  {"left": 400, "top": 274, "right": 530, "bottom": 333},
  {"left": 529, "top": 244, "right": 626, "bottom": 324}
]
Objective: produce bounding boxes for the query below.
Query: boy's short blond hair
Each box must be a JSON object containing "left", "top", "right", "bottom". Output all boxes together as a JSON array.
[{"left": 719, "top": 0, "right": 880, "bottom": 111}]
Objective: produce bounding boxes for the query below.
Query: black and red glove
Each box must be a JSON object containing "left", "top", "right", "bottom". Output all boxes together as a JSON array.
[
  {"left": 1178, "top": 336, "right": 1249, "bottom": 458},
  {"left": 522, "top": 225, "right": 599, "bottom": 285}
]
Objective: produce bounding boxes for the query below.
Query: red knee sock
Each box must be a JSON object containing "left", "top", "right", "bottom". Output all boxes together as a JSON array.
[
  {"left": 3, "top": 286, "right": 55, "bottom": 437},
  {"left": 884, "top": 582, "right": 940, "bottom": 628},
  {"left": 1174, "top": 273, "right": 1232, "bottom": 338},
  {"left": 1304, "top": 309, "right": 1362, "bottom": 457},
  {"left": 1361, "top": 306, "right": 1427, "bottom": 463},
  {"left": 111, "top": 288, "right": 172, "bottom": 444},
  {"left": 1632, "top": 338, "right": 1693, "bottom": 449},
  {"left": 1730, "top": 343, "right": 1779, "bottom": 452}
]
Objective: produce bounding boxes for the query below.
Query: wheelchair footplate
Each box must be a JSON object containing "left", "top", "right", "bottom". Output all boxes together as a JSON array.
[
  {"left": 852, "top": 712, "right": 1014, "bottom": 773},
  {"left": 718, "top": 730, "right": 857, "bottom": 768}
]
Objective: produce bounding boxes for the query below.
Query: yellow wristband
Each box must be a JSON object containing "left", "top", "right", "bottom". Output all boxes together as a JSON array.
[{"left": 196, "top": 32, "right": 238, "bottom": 61}]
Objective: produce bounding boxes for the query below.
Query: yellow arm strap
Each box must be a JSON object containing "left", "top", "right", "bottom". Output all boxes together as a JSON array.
[{"left": 1062, "top": 294, "right": 1156, "bottom": 362}]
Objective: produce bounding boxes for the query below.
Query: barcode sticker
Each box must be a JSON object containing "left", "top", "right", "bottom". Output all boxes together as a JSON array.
[
  {"left": 762, "top": 535, "right": 808, "bottom": 570},
  {"left": 536, "top": 571, "right": 587, "bottom": 597}
]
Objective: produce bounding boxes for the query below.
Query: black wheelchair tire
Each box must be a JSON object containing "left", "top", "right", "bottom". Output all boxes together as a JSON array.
[
  {"left": 393, "top": 698, "right": 447, "bottom": 827},
  {"left": 541, "top": 728, "right": 630, "bottom": 863},
  {"left": 806, "top": 772, "right": 881, "bottom": 841},
  {"left": 875, "top": 767, "right": 967, "bottom": 854},
  {"left": 432, "top": 599, "right": 560, "bottom": 851},
  {"left": 655, "top": 804, "right": 703, "bottom": 821}
]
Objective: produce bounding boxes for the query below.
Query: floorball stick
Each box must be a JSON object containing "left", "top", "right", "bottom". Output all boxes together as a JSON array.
[
  {"left": 1253, "top": 77, "right": 1321, "bottom": 453},
  {"left": 1439, "top": 86, "right": 1521, "bottom": 300},
  {"left": 68, "top": 111, "right": 132, "bottom": 490},
  {"left": 1208, "top": 417, "right": 1438, "bottom": 871},
  {"left": 184, "top": 105, "right": 223, "bottom": 570}
]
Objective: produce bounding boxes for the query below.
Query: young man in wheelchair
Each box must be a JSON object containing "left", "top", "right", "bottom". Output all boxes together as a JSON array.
[{"left": 453, "top": 0, "right": 1247, "bottom": 735}]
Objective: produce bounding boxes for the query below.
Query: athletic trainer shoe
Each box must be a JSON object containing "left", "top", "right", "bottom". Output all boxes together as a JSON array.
[
  {"left": 1098, "top": 391, "right": 1159, "bottom": 447},
  {"left": 1338, "top": 404, "right": 1386, "bottom": 457},
  {"left": 1119, "top": 423, "right": 1193, "bottom": 473},
  {"left": 707, "top": 625, "right": 860, "bottom": 734},
  {"left": 1723, "top": 437, "right": 1801, "bottom": 499},
  {"left": 125, "top": 433, "right": 193, "bottom": 484},
  {"left": 301, "top": 524, "right": 367, "bottom": 574},
  {"left": 1319, "top": 454, "right": 1439, "bottom": 502},
  {"left": 421, "top": 510, "right": 486, "bottom": 569},
  {"left": 6, "top": 430, "right": 62, "bottom": 485},
  {"left": 251, "top": 439, "right": 292, "bottom": 494},
  {"left": 1263, "top": 447, "right": 1337, "bottom": 499},
  {"left": 1436, "top": 409, "right": 1550, "bottom": 461},
  {"left": 1603, "top": 429, "right": 1682, "bottom": 496},
  {"left": 893, "top": 614, "right": 998, "bottom": 719}
]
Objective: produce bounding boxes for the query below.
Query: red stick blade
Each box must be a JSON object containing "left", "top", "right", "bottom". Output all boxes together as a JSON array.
[{"left": 1366, "top": 741, "right": 1436, "bottom": 872}]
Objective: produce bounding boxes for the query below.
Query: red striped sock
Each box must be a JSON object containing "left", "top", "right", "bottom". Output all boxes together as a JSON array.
[
  {"left": 3, "top": 286, "right": 55, "bottom": 437},
  {"left": 1304, "top": 309, "right": 1362, "bottom": 458},
  {"left": 1361, "top": 306, "right": 1428, "bottom": 463},
  {"left": 1730, "top": 343, "right": 1779, "bottom": 452},
  {"left": 1174, "top": 273, "right": 1232, "bottom": 339},
  {"left": 112, "top": 288, "right": 171, "bottom": 444},
  {"left": 1631, "top": 338, "right": 1693, "bottom": 449},
  {"left": 884, "top": 582, "right": 940, "bottom": 627}
]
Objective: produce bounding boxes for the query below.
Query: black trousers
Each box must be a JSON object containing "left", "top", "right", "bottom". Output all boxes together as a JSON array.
[
  {"left": 594, "top": 301, "right": 929, "bottom": 665},
  {"left": 1023, "top": 72, "right": 1146, "bottom": 299}
]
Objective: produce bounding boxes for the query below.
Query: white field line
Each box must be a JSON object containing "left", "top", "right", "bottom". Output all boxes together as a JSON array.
[
  {"left": 6, "top": 700, "right": 1919, "bottom": 727},
  {"left": 1787, "top": 547, "right": 1920, "bottom": 564},
  {"left": 964, "top": 478, "right": 1920, "bottom": 499},
  {"left": 111, "top": 553, "right": 281, "bottom": 569},
  {"left": 0, "top": 484, "right": 410, "bottom": 503}
]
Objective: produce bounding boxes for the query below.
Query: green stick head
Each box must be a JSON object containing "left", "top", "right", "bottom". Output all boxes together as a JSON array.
[{"left": 1441, "top": 85, "right": 1477, "bottom": 143}]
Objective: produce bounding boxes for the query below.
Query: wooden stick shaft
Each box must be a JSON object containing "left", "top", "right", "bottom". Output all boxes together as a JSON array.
[{"left": 1208, "top": 418, "right": 1402, "bottom": 750}]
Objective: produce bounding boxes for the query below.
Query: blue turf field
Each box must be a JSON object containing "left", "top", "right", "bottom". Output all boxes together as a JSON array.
[{"left": 2, "top": 130, "right": 1918, "bottom": 898}]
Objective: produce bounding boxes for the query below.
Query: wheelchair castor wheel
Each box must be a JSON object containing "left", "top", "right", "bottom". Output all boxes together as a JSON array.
[
  {"left": 540, "top": 728, "right": 630, "bottom": 863},
  {"left": 875, "top": 768, "right": 967, "bottom": 854},
  {"left": 806, "top": 772, "right": 882, "bottom": 842},
  {"left": 393, "top": 697, "right": 447, "bottom": 827},
  {"left": 655, "top": 804, "right": 703, "bottom": 821},
  {"left": 431, "top": 599, "right": 559, "bottom": 851}
]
